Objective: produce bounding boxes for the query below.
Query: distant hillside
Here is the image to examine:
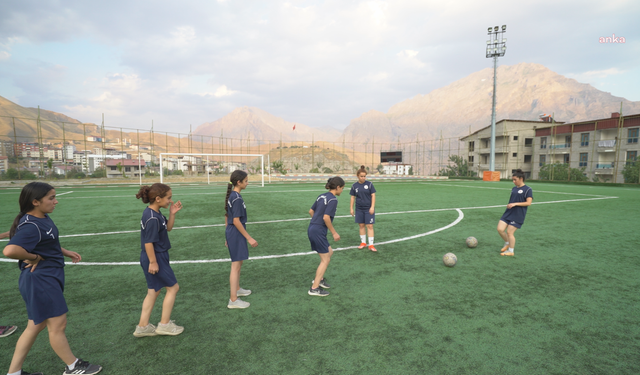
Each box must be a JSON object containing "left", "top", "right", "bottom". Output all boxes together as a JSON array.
[
  {"left": 341, "top": 62, "right": 640, "bottom": 145},
  {"left": 193, "top": 106, "right": 342, "bottom": 142}
]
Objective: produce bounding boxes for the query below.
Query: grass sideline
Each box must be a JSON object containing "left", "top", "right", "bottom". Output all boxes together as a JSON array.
[{"left": 1, "top": 180, "right": 639, "bottom": 374}]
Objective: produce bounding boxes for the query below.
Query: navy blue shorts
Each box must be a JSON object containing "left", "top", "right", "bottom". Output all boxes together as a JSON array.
[
  {"left": 141, "top": 250, "right": 178, "bottom": 292},
  {"left": 500, "top": 217, "right": 523, "bottom": 229},
  {"left": 19, "top": 266, "right": 68, "bottom": 325},
  {"left": 354, "top": 209, "right": 375, "bottom": 225},
  {"left": 226, "top": 225, "right": 249, "bottom": 262},
  {"left": 308, "top": 225, "right": 330, "bottom": 254}
]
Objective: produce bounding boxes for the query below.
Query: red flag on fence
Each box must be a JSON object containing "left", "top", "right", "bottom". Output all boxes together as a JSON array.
[{"left": 293, "top": 124, "right": 296, "bottom": 130}]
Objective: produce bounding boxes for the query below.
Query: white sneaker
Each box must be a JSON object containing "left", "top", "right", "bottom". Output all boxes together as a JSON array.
[
  {"left": 155, "top": 320, "right": 184, "bottom": 336},
  {"left": 237, "top": 287, "right": 252, "bottom": 297},
  {"left": 228, "top": 298, "right": 250, "bottom": 309}
]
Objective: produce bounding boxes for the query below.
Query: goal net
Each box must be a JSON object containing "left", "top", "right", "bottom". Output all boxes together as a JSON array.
[{"left": 159, "top": 153, "right": 265, "bottom": 186}]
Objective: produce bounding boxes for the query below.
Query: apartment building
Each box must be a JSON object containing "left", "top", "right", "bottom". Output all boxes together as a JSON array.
[
  {"left": 533, "top": 113, "right": 640, "bottom": 182},
  {"left": 105, "top": 159, "right": 146, "bottom": 178},
  {"left": 461, "top": 117, "right": 559, "bottom": 179}
]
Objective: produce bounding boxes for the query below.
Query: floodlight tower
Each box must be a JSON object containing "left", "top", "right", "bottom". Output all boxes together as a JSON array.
[{"left": 486, "top": 25, "right": 507, "bottom": 173}]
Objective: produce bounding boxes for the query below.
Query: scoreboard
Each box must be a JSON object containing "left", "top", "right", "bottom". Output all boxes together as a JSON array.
[{"left": 380, "top": 151, "right": 402, "bottom": 163}]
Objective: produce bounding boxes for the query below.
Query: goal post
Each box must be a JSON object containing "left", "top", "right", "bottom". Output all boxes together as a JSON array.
[{"left": 159, "top": 153, "right": 265, "bottom": 187}]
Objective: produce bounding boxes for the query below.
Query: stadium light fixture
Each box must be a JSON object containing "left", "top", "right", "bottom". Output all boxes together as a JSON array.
[{"left": 485, "top": 24, "right": 508, "bottom": 173}]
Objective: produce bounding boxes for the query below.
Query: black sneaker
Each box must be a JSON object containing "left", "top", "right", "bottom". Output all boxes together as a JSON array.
[
  {"left": 319, "top": 278, "right": 331, "bottom": 289},
  {"left": 308, "top": 287, "right": 329, "bottom": 296},
  {"left": 64, "top": 359, "right": 102, "bottom": 374},
  {"left": 20, "top": 371, "right": 43, "bottom": 375}
]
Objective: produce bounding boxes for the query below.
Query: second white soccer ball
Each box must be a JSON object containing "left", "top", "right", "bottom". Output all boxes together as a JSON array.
[
  {"left": 466, "top": 236, "right": 478, "bottom": 248},
  {"left": 443, "top": 253, "right": 457, "bottom": 267}
]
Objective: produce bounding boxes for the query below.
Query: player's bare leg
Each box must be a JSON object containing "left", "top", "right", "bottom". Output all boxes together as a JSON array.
[
  {"left": 139, "top": 289, "right": 160, "bottom": 326},
  {"left": 312, "top": 248, "right": 333, "bottom": 289},
  {"left": 7, "top": 319, "right": 47, "bottom": 373},
  {"left": 497, "top": 221, "right": 509, "bottom": 252},
  {"left": 160, "top": 283, "right": 180, "bottom": 324}
]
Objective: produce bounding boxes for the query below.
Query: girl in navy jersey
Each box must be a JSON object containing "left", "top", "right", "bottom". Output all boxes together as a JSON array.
[
  {"left": 350, "top": 165, "right": 377, "bottom": 252},
  {"left": 308, "top": 177, "right": 345, "bottom": 296},
  {"left": 3, "top": 182, "right": 102, "bottom": 375},
  {"left": 134, "top": 183, "right": 184, "bottom": 337},
  {"left": 225, "top": 170, "right": 258, "bottom": 309},
  {"left": 498, "top": 169, "right": 533, "bottom": 256}
]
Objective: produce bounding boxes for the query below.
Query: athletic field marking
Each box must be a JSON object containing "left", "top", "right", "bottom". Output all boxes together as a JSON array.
[
  {"left": 2, "top": 209, "right": 464, "bottom": 266},
  {"left": 56, "top": 191, "right": 73, "bottom": 196},
  {"left": 0, "top": 196, "right": 617, "bottom": 243},
  {"left": 56, "top": 189, "right": 322, "bottom": 199},
  {"left": 419, "top": 182, "right": 617, "bottom": 198}
]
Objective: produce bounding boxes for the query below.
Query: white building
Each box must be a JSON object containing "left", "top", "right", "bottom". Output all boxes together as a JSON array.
[{"left": 382, "top": 163, "right": 413, "bottom": 175}]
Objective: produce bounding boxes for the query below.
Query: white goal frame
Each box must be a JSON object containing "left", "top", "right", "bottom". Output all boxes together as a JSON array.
[{"left": 159, "top": 153, "right": 265, "bottom": 187}]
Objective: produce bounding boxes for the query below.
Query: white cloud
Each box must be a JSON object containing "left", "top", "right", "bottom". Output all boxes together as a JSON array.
[
  {"left": 397, "top": 49, "right": 426, "bottom": 68},
  {"left": 214, "top": 85, "right": 236, "bottom": 98},
  {"left": 362, "top": 72, "right": 389, "bottom": 82},
  {"left": 0, "top": 51, "right": 10, "bottom": 60}
]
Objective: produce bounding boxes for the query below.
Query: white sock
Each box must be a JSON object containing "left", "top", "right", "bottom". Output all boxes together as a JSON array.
[
  {"left": 360, "top": 235, "right": 366, "bottom": 243},
  {"left": 508, "top": 247, "right": 514, "bottom": 253},
  {"left": 67, "top": 358, "right": 79, "bottom": 370},
  {"left": 369, "top": 237, "right": 374, "bottom": 245},
  {"left": 504, "top": 241, "right": 509, "bottom": 247},
  {"left": 8, "top": 370, "right": 22, "bottom": 375}
]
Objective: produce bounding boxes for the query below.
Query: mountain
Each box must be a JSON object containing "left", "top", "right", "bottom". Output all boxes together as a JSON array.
[
  {"left": 0, "top": 96, "right": 91, "bottom": 140},
  {"left": 193, "top": 106, "right": 341, "bottom": 142},
  {"left": 341, "top": 62, "right": 640, "bottom": 144}
]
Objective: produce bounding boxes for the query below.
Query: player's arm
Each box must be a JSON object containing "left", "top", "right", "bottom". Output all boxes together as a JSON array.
[
  {"left": 145, "top": 243, "right": 159, "bottom": 274},
  {"left": 233, "top": 217, "right": 258, "bottom": 247},
  {"left": 370, "top": 193, "right": 376, "bottom": 214},
  {"left": 507, "top": 197, "right": 532, "bottom": 209},
  {"left": 350, "top": 196, "right": 355, "bottom": 216},
  {"left": 309, "top": 209, "right": 314, "bottom": 218},
  {"left": 324, "top": 215, "right": 340, "bottom": 242},
  {"left": 166, "top": 200, "right": 183, "bottom": 231},
  {"left": 3, "top": 244, "right": 43, "bottom": 272},
  {"left": 61, "top": 247, "right": 81, "bottom": 263},
  {"left": 0, "top": 231, "right": 9, "bottom": 239}
]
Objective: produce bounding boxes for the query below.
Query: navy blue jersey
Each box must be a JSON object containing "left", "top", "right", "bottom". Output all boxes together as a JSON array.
[
  {"left": 140, "top": 207, "right": 171, "bottom": 253},
  {"left": 350, "top": 181, "right": 376, "bottom": 210},
  {"left": 309, "top": 192, "right": 338, "bottom": 227},
  {"left": 8, "top": 214, "right": 64, "bottom": 270},
  {"left": 501, "top": 185, "right": 533, "bottom": 224},
  {"left": 226, "top": 191, "right": 247, "bottom": 225}
]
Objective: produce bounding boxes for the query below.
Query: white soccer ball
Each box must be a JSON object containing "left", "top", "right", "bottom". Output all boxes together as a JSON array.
[
  {"left": 443, "top": 253, "right": 457, "bottom": 267},
  {"left": 466, "top": 236, "right": 478, "bottom": 248}
]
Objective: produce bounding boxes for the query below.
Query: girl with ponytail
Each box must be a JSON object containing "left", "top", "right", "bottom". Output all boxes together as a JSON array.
[
  {"left": 307, "top": 176, "right": 345, "bottom": 296},
  {"left": 134, "top": 183, "right": 184, "bottom": 337},
  {"left": 349, "top": 165, "right": 377, "bottom": 252},
  {"left": 498, "top": 169, "right": 533, "bottom": 256},
  {"left": 225, "top": 170, "right": 258, "bottom": 309},
  {"left": 3, "top": 182, "right": 102, "bottom": 375}
]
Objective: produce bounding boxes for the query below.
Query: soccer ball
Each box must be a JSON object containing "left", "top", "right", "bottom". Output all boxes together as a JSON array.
[
  {"left": 443, "top": 253, "right": 457, "bottom": 267},
  {"left": 466, "top": 236, "right": 478, "bottom": 248}
]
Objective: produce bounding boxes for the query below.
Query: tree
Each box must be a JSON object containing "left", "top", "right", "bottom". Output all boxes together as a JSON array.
[
  {"left": 271, "top": 160, "right": 286, "bottom": 174},
  {"left": 622, "top": 159, "right": 639, "bottom": 183},
  {"left": 538, "top": 163, "right": 588, "bottom": 182},
  {"left": 408, "top": 166, "right": 414, "bottom": 175},
  {"left": 116, "top": 162, "right": 124, "bottom": 177},
  {"left": 90, "top": 167, "right": 106, "bottom": 178},
  {"left": 376, "top": 164, "right": 384, "bottom": 174},
  {"left": 437, "top": 155, "right": 469, "bottom": 177},
  {"left": 322, "top": 167, "right": 333, "bottom": 174}
]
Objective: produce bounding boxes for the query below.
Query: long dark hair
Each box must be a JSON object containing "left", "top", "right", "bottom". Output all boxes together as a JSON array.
[
  {"left": 10, "top": 182, "right": 55, "bottom": 238},
  {"left": 136, "top": 183, "right": 171, "bottom": 204},
  {"left": 512, "top": 169, "right": 526, "bottom": 182},
  {"left": 225, "top": 170, "right": 248, "bottom": 216},
  {"left": 325, "top": 176, "right": 345, "bottom": 190}
]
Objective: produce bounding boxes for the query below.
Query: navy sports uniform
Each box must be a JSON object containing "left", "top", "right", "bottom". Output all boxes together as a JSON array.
[
  {"left": 226, "top": 191, "right": 249, "bottom": 262},
  {"left": 140, "top": 207, "right": 177, "bottom": 291},
  {"left": 8, "top": 214, "right": 68, "bottom": 325},
  {"left": 500, "top": 185, "right": 533, "bottom": 229},
  {"left": 308, "top": 192, "right": 338, "bottom": 254},
  {"left": 350, "top": 181, "right": 376, "bottom": 224}
]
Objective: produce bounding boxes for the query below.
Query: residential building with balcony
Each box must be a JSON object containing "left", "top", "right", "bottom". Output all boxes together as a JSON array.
[
  {"left": 460, "top": 117, "right": 559, "bottom": 179},
  {"left": 532, "top": 112, "right": 640, "bottom": 182},
  {"left": 105, "top": 159, "right": 146, "bottom": 178}
]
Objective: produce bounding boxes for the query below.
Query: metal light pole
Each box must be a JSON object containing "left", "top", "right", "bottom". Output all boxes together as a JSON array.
[{"left": 486, "top": 25, "right": 507, "bottom": 172}]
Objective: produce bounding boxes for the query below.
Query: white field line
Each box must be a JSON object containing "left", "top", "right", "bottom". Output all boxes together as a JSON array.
[
  {"left": 57, "top": 189, "right": 321, "bottom": 199},
  {"left": 0, "top": 196, "right": 618, "bottom": 243},
  {"left": 56, "top": 191, "right": 73, "bottom": 196},
  {"left": 419, "top": 182, "right": 616, "bottom": 198},
  {"left": 2, "top": 209, "right": 465, "bottom": 266}
]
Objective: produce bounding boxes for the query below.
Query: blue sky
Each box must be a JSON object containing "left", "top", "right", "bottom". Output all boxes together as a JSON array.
[{"left": 1, "top": 0, "right": 639, "bottom": 133}]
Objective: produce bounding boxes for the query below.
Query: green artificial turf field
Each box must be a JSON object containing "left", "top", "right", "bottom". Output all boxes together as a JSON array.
[{"left": 1, "top": 180, "right": 639, "bottom": 374}]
